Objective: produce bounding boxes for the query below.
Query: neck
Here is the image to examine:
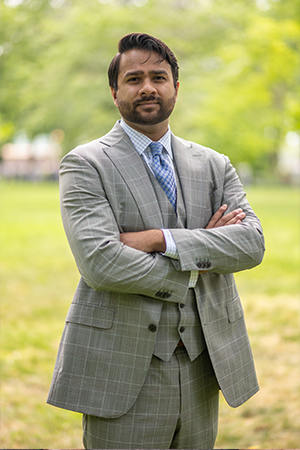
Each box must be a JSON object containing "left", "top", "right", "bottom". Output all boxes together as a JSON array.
[{"left": 122, "top": 118, "right": 169, "bottom": 141}]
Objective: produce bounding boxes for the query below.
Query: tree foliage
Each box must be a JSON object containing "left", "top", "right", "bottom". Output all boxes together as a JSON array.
[{"left": 0, "top": 0, "right": 299, "bottom": 173}]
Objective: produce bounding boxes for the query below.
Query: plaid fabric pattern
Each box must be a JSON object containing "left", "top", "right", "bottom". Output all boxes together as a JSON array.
[
  {"left": 149, "top": 141, "right": 177, "bottom": 210},
  {"left": 161, "top": 228, "right": 178, "bottom": 258},
  {"left": 120, "top": 119, "right": 177, "bottom": 210},
  {"left": 82, "top": 347, "right": 219, "bottom": 449},
  {"left": 120, "top": 119, "right": 197, "bottom": 286},
  {"left": 47, "top": 122, "right": 264, "bottom": 419},
  {"left": 119, "top": 118, "right": 173, "bottom": 170}
]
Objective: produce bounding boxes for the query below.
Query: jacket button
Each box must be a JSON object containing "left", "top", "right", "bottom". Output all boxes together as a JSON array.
[
  {"left": 196, "top": 262, "right": 203, "bottom": 269},
  {"left": 155, "top": 291, "right": 171, "bottom": 299},
  {"left": 179, "top": 326, "right": 185, "bottom": 333},
  {"left": 148, "top": 324, "right": 157, "bottom": 332},
  {"left": 180, "top": 303, "right": 185, "bottom": 308},
  {"left": 207, "top": 261, "right": 212, "bottom": 268}
]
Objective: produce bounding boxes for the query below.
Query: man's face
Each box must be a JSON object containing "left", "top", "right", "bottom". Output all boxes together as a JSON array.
[{"left": 111, "top": 49, "right": 179, "bottom": 132}]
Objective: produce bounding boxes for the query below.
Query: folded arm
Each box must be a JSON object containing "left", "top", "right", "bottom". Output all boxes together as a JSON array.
[
  {"left": 120, "top": 204, "right": 246, "bottom": 252},
  {"left": 59, "top": 151, "right": 191, "bottom": 303},
  {"left": 170, "top": 158, "right": 265, "bottom": 274},
  {"left": 120, "top": 205, "right": 247, "bottom": 273},
  {"left": 120, "top": 158, "right": 265, "bottom": 275}
]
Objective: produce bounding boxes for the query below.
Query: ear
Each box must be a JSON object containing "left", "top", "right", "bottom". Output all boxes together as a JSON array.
[{"left": 110, "top": 87, "right": 118, "bottom": 106}]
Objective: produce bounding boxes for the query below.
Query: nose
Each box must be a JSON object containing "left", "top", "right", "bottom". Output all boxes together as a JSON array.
[{"left": 139, "top": 78, "right": 157, "bottom": 96}]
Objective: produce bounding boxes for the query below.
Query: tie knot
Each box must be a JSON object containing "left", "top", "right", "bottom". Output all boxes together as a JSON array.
[{"left": 149, "top": 141, "right": 163, "bottom": 157}]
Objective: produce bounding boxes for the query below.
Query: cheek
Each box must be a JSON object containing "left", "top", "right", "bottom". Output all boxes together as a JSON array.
[
  {"left": 160, "top": 86, "right": 176, "bottom": 99},
  {"left": 114, "top": 91, "right": 125, "bottom": 107}
]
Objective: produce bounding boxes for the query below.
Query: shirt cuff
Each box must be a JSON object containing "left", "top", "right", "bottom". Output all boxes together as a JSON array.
[
  {"left": 188, "top": 270, "right": 199, "bottom": 288},
  {"left": 161, "top": 229, "right": 179, "bottom": 259},
  {"left": 161, "top": 229, "right": 199, "bottom": 288}
]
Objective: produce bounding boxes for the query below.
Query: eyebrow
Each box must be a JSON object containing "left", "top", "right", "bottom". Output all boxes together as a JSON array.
[{"left": 124, "top": 69, "right": 169, "bottom": 78}]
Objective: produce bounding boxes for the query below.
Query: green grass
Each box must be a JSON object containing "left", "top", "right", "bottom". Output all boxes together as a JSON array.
[{"left": 0, "top": 181, "right": 299, "bottom": 449}]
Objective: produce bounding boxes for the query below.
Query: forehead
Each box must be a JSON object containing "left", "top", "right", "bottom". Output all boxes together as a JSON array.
[{"left": 118, "top": 49, "right": 172, "bottom": 79}]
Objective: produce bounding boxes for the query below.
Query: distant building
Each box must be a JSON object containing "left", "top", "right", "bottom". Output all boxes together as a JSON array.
[
  {"left": 278, "top": 131, "right": 300, "bottom": 185},
  {"left": 0, "top": 133, "right": 61, "bottom": 180}
]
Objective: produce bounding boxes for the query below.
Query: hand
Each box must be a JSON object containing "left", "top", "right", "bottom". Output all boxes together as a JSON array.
[
  {"left": 205, "top": 204, "right": 245, "bottom": 229},
  {"left": 120, "top": 205, "right": 245, "bottom": 256},
  {"left": 199, "top": 204, "right": 246, "bottom": 274},
  {"left": 120, "top": 229, "right": 166, "bottom": 253}
]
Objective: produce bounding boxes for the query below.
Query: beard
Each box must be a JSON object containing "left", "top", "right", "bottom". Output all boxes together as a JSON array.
[{"left": 116, "top": 94, "right": 177, "bottom": 126}]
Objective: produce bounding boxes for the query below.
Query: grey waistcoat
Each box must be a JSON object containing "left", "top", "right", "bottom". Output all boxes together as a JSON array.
[{"left": 145, "top": 162, "right": 206, "bottom": 362}]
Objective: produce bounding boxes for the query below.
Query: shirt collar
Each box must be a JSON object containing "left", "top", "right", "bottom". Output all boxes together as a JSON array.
[{"left": 120, "top": 118, "right": 173, "bottom": 159}]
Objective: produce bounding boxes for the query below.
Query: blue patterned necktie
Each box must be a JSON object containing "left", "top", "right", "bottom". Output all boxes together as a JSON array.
[{"left": 149, "top": 141, "right": 177, "bottom": 211}]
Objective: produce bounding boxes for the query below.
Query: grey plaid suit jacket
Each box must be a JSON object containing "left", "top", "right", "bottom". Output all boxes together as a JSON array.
[{"left": 47, "top": 121, "right": 265, "bottom": 418}]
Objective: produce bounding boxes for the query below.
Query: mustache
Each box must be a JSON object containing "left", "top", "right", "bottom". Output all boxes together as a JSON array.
[{"left": 133, "top": 96, "right": 162, "bottom": 107}]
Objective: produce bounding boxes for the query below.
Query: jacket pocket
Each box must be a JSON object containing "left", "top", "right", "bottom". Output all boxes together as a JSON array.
[
  {"left": 225, "top": 296, "right": 244, "bottom": 323},
  {"left": 66, "top": 302, "right": 115, "bottom": 329}
]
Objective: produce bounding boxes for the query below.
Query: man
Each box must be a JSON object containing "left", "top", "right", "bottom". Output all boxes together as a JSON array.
[{"left": 47, "top": 33, "right": 265, "bottom": 449}]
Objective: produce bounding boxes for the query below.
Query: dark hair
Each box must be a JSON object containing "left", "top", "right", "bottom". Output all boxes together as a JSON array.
[{"left": 108, "top": 33, "right": 179, "bottom": 91}]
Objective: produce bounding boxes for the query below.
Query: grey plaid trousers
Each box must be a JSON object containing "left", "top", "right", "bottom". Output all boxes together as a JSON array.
[{"left": 82, "top": 347, "right": 219, "bottom": 449}]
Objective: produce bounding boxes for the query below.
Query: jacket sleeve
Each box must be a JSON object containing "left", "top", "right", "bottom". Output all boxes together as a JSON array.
[
  {"left": 59, "top": 151, "right": 191, "bottom": 303},
  {"left": 170, "top": 155, "right": 265, "bottom": 274}
]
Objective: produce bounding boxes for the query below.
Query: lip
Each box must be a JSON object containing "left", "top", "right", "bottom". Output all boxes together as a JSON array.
[{"left": 137, "top": 102, "right": 159, "bottom": 107}]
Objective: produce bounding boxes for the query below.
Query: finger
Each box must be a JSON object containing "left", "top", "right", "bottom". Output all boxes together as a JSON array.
[
  {"left": 206, "top": 204, "right": 228, "bottom": 229},
  {"left": 215, "top": 208, "right": 244, "bottom": 227},
  {"left": 223, "top": 211, "right": 245, "bottom": 225}
]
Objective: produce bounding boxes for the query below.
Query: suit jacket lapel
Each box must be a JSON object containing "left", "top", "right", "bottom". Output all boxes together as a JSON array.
[
  {"left": 100, "top": 123, "right": 165, "bottom": 229},
  {"left": 172, "top": 134, "right": 209, "bottom": 230},
  {"left": 100, "top": 123, "right": 211, "bottom": 230}
]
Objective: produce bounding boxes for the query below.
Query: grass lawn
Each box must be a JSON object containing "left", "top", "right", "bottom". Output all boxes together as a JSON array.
[{"left": 0, "top": 181, "right": 299, "bottom": 449}]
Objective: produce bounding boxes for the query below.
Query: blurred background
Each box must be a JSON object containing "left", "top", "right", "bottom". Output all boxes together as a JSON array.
[{"left": 0, "top": 0, "right": 299, "bottom": 448}]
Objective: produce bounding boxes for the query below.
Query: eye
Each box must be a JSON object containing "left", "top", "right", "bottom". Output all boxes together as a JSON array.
[{"left": 127, "top": 77, "right": 140, "bottom": 83}]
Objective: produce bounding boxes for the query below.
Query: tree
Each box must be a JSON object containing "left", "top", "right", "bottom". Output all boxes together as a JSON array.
[{"left": 1, "top": 0, "right": 299, "bottom": 175}]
